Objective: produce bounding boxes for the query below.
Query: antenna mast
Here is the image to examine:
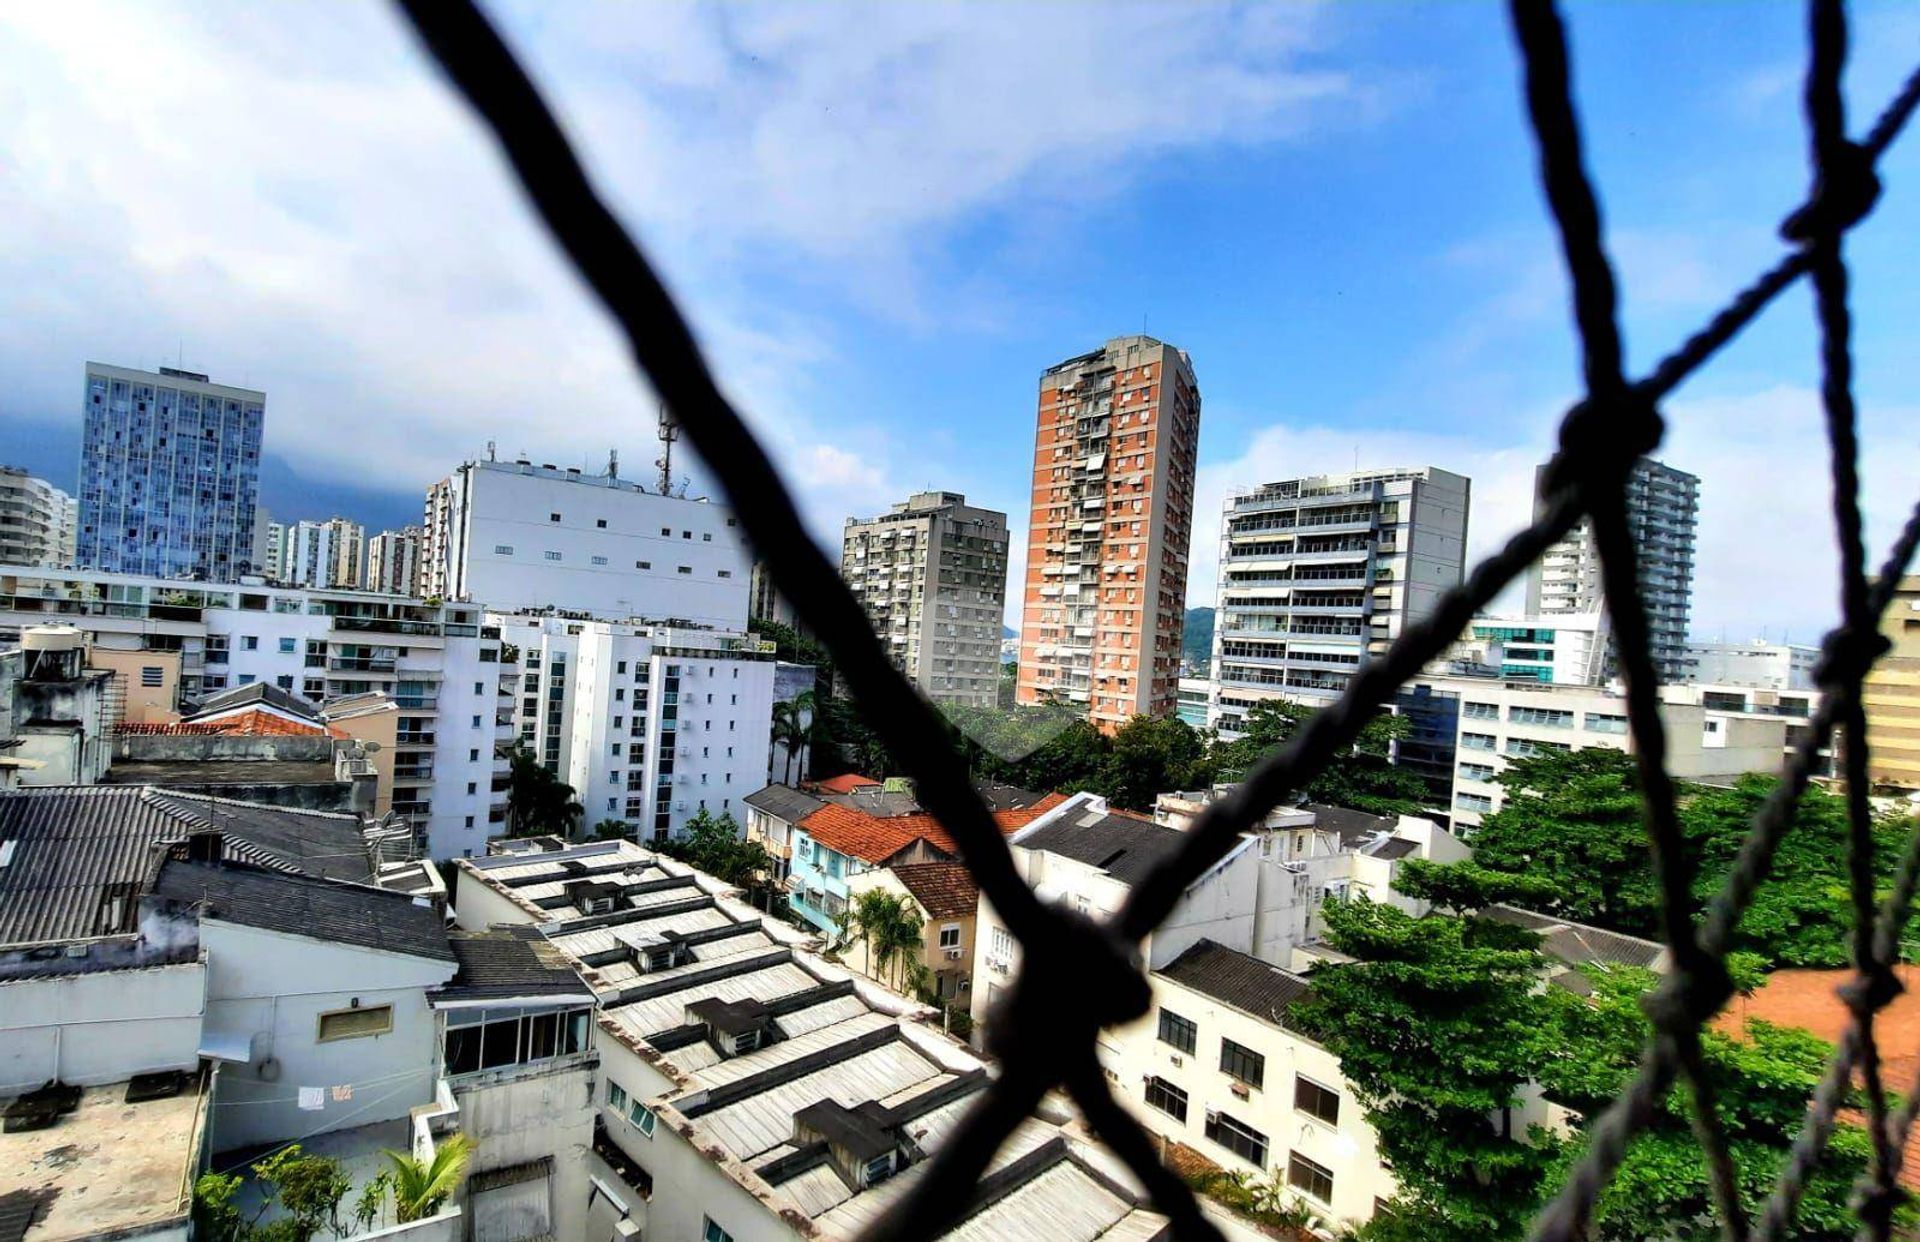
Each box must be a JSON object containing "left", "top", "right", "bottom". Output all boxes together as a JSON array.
[{"left": 655, "top": 404, "right": 678, "bottom": 494}]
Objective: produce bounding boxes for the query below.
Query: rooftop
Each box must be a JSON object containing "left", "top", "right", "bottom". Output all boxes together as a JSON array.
[
  {"left": 441, "top": 925, "right": 593, "bottom": 1002},
  {"left": 744, "top": 784, "right": 828, "bottom": 824},
  {"left": 116, "top": 709, "right": 339, "bottom": 738},
  {"left": 890, "top": 863, "right": 980, "bottom": 921},
  {"left": 100, "top": 758, "right": 342, "bottom": 787},
  {"left": 0, "top": 1072, "right": 206, "bottom": 1242},
  {"left": 1156, "top": 939, "right": 1314, "bottom": 1031},
  {"left": 149, "top": 858, "right": 454, "bottom": 962},
  {"left": 0, "top": 786, "right": 375, "bottom": 946},
  {"left": 813, "top": 773, "right": 881, "bottom": 795},
  {"left": 1014, "top": 803, "right": 1187, "bottom": 886},
  {"left": 1480, "top": 905, "right": 1669, "bottom": 972},
  {"left": 801, "top": 791, "right": 1066, "bottom": 866}
]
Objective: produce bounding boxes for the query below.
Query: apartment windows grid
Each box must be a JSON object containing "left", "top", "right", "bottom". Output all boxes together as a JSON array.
[
  {"left": 1461, "top": 732, "right": 1497, "bottom": 751},
  {"left": 1219, "top": 1037, "right": 1266, "bottom": 1089},
  {"left": 1463, "top": 701, "right": 1501, "bottom": 720},
  {"left": 1509, "top": 706, "right": 1574, "bottom": 728},
  {"left": 1204, "top": 1110, "right": 1268, "bottom": 1167},
  {"left": 1460, "top": 762, "right": 1498, "bottom": 782},
  {"left": 1294, "top": 1076, "right": 1341, "bottom": 1127},
  {"left": 1143, "top": 1076, "right": 1189, "bottom": 1122},
  {"left": 1287, "top": 1152, "right": 1336, "bottom": 1204},
  {"left": 1585, "top": 712, "right": 1629, "bottom": 733},
  {"left": 1157, "top": 1008, "right": 1197, "bottom": 1055}
]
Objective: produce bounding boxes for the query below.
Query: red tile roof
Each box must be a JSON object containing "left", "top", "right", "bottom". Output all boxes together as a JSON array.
[
  {"left": 118, "top": 710, "right": 341, "bottom": 738},
  {"left": 890, "top": 862, "right": 980, "bottom": 920},
  {"left": 801, "top": 791, "right": 1068, "bottom": 866},
  {"left": 814, "top": 773, "right": 882, "bottom": 795}
]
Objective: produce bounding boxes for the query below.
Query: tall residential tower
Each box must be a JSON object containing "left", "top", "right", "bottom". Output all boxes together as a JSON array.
[
  {"left": 1525, "top": 457, "right": 1699, "bottom": 681},
  {"left": 1017, "top": 336, "right": 1200, "bottom": 730},
  {"left": 843, "top": 491, "right": 1008, "bottom": 708},
  {"left": 77, "top": 363, "right": 265, "bottom": 579},
  {"left": 1210, "top": 467, "right": 1469, "bottom": 737}
]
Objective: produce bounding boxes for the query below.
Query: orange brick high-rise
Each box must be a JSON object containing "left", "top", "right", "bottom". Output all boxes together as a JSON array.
[{"left": 1017, "top": 336, "right": 1201, "bottom": 731}]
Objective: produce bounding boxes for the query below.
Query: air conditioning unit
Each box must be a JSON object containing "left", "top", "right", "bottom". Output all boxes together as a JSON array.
[
  {"left": 1170, "top": 1054, "right": 1183, "bottom": 1068},
  {"left": 1230, "top": 1081, "right": 1250, "bottom": 1100},
  {"left": 944, "top": 948, "right": 964, "bottom": 961},
  {"left": 674, "top": 801, "right": 688, "bottom": 812}
]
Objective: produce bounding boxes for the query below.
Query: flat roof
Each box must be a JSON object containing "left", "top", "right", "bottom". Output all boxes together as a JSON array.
[{"left": 0, "top": 1074, "right": 205, "bottom": 1242}]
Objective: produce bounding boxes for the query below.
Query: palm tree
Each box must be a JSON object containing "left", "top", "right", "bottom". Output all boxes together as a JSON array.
[
  {"left": 770, "top": 689, "right": 817, "bottom": 785},
  {"left": 839, "top": 891, "right": 923, "bottom": 990},
  {"left": 383, "top": 1134, "right": 474, "bottom": 1224}
]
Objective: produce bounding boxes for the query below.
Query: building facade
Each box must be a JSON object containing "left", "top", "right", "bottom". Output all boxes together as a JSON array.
[
  {"left": 842, "top": 491, "right": 1008, "bottom": 708},
  {"left": 0, "top": 565, "right": 514, "bottom": 857},
  {"left": 77, "top": 363, "right": 265, "bottom": 580},
  {"left": 366, "top": 525, "right": 425, "bottom": 596},
  {"left": 424, "top": 457, "right": 749, "bottom": 626},
  {"left": 0, "top": 467, "right": 76, "bottom": 568},
  {"left": 1018, "top": 336, "right": 1201, "bottom": 731},
  {"left": 1525, "top": 457, "right": 1699, "bottom": 681},
  {"left": 1863, "top": 576, "right": 1920, "bottom": 791},
  {"left": 1685, "top": 639, "right": 1818, "bottom": 690},
  {"left": 494, "top": 614, "right": 778, "bottom": 841},
  {"left": 1209, "top": 467, "right": 1470, "bottom": 738}
]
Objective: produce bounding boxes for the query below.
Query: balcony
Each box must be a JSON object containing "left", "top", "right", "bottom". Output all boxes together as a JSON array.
[{"left": 329, "top": 657, "right": 398, "bottom": 673}]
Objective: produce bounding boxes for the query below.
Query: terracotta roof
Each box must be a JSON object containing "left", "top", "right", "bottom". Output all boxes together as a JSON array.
[
  {"left": 814, "top": 773, "right": 882, "bottom": 795},
  {"left": 802, "top": 791, "right": 1068, "bottom": 865},
  {"left": 118, "top": 710, "right": 342, "bottom": 738},
  {"left": 890, "top": 862, "right": 980, "bottom": 920}
]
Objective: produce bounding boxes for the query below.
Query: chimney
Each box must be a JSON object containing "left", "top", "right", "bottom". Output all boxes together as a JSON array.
[{"left": 186, "top": 831, "right": 223, "bottom": 864}]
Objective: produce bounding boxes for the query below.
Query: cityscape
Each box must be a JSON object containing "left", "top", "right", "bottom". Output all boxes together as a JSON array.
[{"left": 3, "top": 5, "right": 1919, "bottom": 1242}]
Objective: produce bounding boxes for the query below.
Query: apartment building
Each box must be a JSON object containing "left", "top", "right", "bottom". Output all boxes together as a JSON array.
[
  {"left": 842, "top": 491, "right": 1008, "bottom": 708},
  {"left": 253, "top": 511, "right": 283, "bottom": 579},
  {"left": 77, "top": 362, "right": 265, "bottom": 579},
  {"left": 1685, "top": 639, "right": 1818, "bottom": 690},
  {"left": 494, "top": 613, "right": 779, "bottom": 841},
  {"left": 0, "top": 466, "right": 76, "bottom": 567},
  {"left": 1525, "top": 457, "right": 1699, "bottom": 681},
  {"left": 1018, "top": 336, "right": 1201, "bottom": 731},
  {"left": 0, "top": 564, "right": 514, "bottom": 857},
  {"left": 366, "top": 524, "right": 425, "bottom": 595},
  {"left": 1452, "top": 611, "right": 1610, "bottom": 686},
  {"left": 1436, "top": 676, "right": 1788, "bottom": 830},
  {"left": 453, "top": 838, "right": 1175, "bottom": 1242},
  {"left": 1209, "top": 468, "right": 1469, "bottom": 738},
  {"left": 424, "top": 457, "right": 749, "bottom": 626},
  {"left": 283, "top": 516, "right": 366, "bottom": 589},
  {"left": 1863, "top": 576, "right": 1920, "bottom": 791}
]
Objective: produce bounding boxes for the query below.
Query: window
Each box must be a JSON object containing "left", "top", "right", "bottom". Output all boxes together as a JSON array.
[
  {"left": 1158, "top": 1008, "right": 1197, "bottom": 1055},
  {"left": 276, "top": 675, "right": 295, "bottom": 690},
  {"left": 682, "top": 530, "right": 692, "bottom": 539},
  {"left": 544, "top": 550, "right": 562, "bottom": 561},
  {"left": 718, "top": 569, "right": 733, "bottom": 578},
  {"left": 238, "top": 673, "right": 257, "bottom": 685},
  {"left": 1462, "top": 701, "right": 1501, "bottom": 720},
  {"left": 1220, "top": 1037, "right": 1265, "bottom": 1089},
  {"left": 242, "top": 635, "right": 259, "bottom": 650},
  {"left": 702, "top": 532, "right": 712, "bottom": 541},
  {"left": 1461, "top": 731, "right": 1497, "bottom": 751},
  {"left": 661, "top": 527, "right": 671, "bottom": 536},
  {"left": 1585, "top": 712, "right": 1629, "bottom": 733},
  {"left": 549, "top": 512, "right": 561, "bottom": 523},
  {"left": 677, "top": 566, "right": 692, "bottom": 575},
  {"left": 991, "top": 926, "right": 1014, "bottom": 959},
  {"left": 1128, "top": 1071, "right": 1187, "bottom": 1121},
  {"left": 1509, "top": 706, "right": 1574, "bottom": 728},
  {"left": 1204, "top": 1110, "right": 1268, "bottom": 1167},
  {"left": 1294, "top": 1076, "right": 1341, "bottom": 1126},
  {"left": 1506, "top": 737, "right": 1570, "bottom": 758},
  {"left": 608, "top": 1081, "right": 628, "bottom": 1113},
  {"left": 494, "top": 544, "right": 514, "bottom": 555},
  {"left": 1457, "top": 792, "right": 1495, "bottom": 813},
  {"left": 596, "top": 518, "right": 607, "bottom": 528},
  {"left": 444, "top": 1004, "right": 591, "bottom": 1074},
  {"left": 939, "top": 924, "right": 961, "bottom": 949},
  {"left": 591, "top": 555, "right": 608, "bottom": 566},
  {"left": 636, "top": 560, "right": 651, "bottom": 570},
  {"left": 1459, "top": 762, "right": 1498, "bottom": 782},
  {"left": 278, "top": 637, "right": 297, "bottom": 653},
  {"left": 139, "top": 665, "right": 165, "bottom": 687},
  {"left": 318, "top": 1004, "right": 393, "bottom": 1042},
  {"left": 703, "top": 1219, "right": 734, "bottom": 1242},
  {"left": 1288, "top": 1152, "right": 1335, "bottom": 1203}
]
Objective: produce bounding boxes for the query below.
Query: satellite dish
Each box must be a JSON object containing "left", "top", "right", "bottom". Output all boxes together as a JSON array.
[{"left": 362, "top": 741, "right": 382, "bottom": 753}]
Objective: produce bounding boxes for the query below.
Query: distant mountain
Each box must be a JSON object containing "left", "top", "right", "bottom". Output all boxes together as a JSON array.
[
  {"left": 1003, "top": 624, "right": 1017, "bottom": 640},
  {"left": 1182, "top": 606, "right": 1214, "bottom": 673}
]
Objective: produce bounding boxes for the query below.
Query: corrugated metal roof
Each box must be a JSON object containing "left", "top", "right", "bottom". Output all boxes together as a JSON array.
[
  {"left": 604, "top": 961, "right": 820, "bottom": 1039},
  {"left": 743, "top": 785, "right": 826, "bottom": 823},
  {"left": 0, "top": 786, "right": 373, "bottom": 947},
  {"left": 1156, "top": 938, "right": 1313, "bottom": 1029},
  {"left": 1481, "top": 904, "right": 1668, "bottom": 970},
  {"left": 695, "top": 1039, "right": 940, "bottom": 1162},
  {"left": 151, "top": 859, "right": 454, "bottom": 962}
]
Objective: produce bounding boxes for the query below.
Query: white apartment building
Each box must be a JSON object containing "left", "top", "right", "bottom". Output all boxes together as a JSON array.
[
  {"left": 253, "top": 511, "right": 283, "bottom": 580},
  {"left": 842, "top": 491, "right": 1008, "bottom": 708},
  {"left": 1685, "top": 639, "right": 1818, "bottom": 690},
  {"left": 1526, "top": 457, "right": 1699, "bottom": 681},
  {"left": 366, "top": 524, "right": 425, "bottom": 596},
  {"left": 1436, "top": 676, "right": 1789, "bottom": 829},
  {"left": 0, "top": 467, "right": 76, "bottom": 568},
  {"left": 1454, "top": 612, "right": 1611, "bottom": 686},
  {"left": 424, "top": 457, "right": 750, "bottom": 626},
  {"left": 0, "top": 564, "right": 514, "bottom": 857},
  {"left": 494, "top": 613, "right": 778, "bottom": 841},
  {"left": 284, "top": 516, "right": 366, "bottom": 589},
  {"left": 1210, "top": 467, "right": 1469, "bottom": 737}
]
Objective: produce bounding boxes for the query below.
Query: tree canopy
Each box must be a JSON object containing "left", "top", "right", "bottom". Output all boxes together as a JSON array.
[
  {"left": 503, "top": 743, "right": 583, "bottom": 838},
  {"left": 1212, "top": 700, "right": 1430, "bottom": 817},
  {"left": 653, "top": 808, "right": 771, "bottom": 890}
]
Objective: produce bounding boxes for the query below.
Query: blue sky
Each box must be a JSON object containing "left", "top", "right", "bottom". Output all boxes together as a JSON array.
[{"left": 1, "top": 2, "right": 1916, "bottom": 641}]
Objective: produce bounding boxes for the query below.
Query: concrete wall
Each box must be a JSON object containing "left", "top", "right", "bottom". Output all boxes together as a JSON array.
[
  {"left": 453, "top": 1056, "right": 597, "bottom": 1242},
  {"left": 198, "top": 919, "right": 456, "bottom": 1152},
  {"left": 0, "top": 960, "right": 206, "bottom": 1091},
  {"left": 92, "top": 646, "right": 182, "bottom": 723},
  {"left": 113, "top": 733, "right": 335, "bottom": 763}
]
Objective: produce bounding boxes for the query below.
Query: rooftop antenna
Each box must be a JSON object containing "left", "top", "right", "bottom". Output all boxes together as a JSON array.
[
  {"left": 486, "top": 439, "right": 497, "bottom": 462},
  {"left": 607, "top": 448, "right": 619, "bottom": 480},
  {"left": 656, "top": 404, "right": 678, "bottom": 495}
]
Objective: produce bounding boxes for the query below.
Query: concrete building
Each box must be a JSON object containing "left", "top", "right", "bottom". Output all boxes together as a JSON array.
[
  {"left": 285, "top": 516, "right": 366, "bottom": 589},
  {"left": 1685, "top": 639, "right": 1819, "bottom": 690},
  {"left": 424, "top": 457, "right": 749, "bottom": 626},
  {"left": 842, "top": 491, "right": 1008, "bottom": 708},
  {"left": 1018, "top": 336, "right": 1201, "bottom": 731},
  {"left": 453, "top": 837, "right": 1179, "bottom": 1242},
  {"left": 0, "top": 565, "right": 515, "bottom": 858},
  {"left": 0, "top": 466, "right": 76, "bottom": 567},
  {"left": 1209, "top": 468, "right": 1470, "bottom": 738},
  {"left": 0, "top": 626, "right": 116, "bottom": 786},
  {"left": 77, "top": 363, "right": 265, "bottom": 580},
  {"left": 1456, "top": 612, "right": 1610, "bottom": 686},
  {"left": 366, "top": 525, "right": 425, "bottom": 595},
  {"left": 842, "top": 861, "right": 985, "bottom": 1007},
  {"left": 1863, "top": 576, "right": 1920, "bottom": 792},
  {"left": 750, "top": 561, "right": 811, "bottom": 638},
  {"left": 1526, "top": 457, "right": 1699, "bottom": 681},
  {"left": 495, "top": 613, "right": 780, "bottom": 841},
  {"left": 1176, "top": 676, "right": 1213, "bottom": 728},
  {"left": 252, "top": 509, "right": 281, "bottom": 580}
]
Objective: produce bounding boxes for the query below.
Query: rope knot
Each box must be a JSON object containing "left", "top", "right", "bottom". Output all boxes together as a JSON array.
[
  {"left": 983, "top": 909, "right": 1149, "bottom": 1067},
  {"left": 1640, "top": 955, "right": 1734, "bottom": 1034},
  {"left": 1838, "top": 965, "right": 1905, "bottom": 1016},
  {"left": 1540, "top": 394, "right": 1666, "bottom": 500},
  {"left": 1782, "top": 140, "right": 1882, "bottom": 243},
  {"left": 1852, "top": 1179, "right": 1908, "bottom": 1237},
  {"left": 1816, "top": 627, "right": 1892, "bottom": 689}
]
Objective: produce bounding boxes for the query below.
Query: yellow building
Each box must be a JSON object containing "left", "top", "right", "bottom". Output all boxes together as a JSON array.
[{"left": 1863, "top": 576, "right": 1920, "bottom": 790}]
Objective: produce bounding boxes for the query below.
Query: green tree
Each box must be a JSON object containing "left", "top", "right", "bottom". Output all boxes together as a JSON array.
[
  {"left": 656, "top": 809, "right": 773, "bottom": 890},
  {"left": 503, "top": 743, "right": 584, "bottom": 839},
  {"left": 1540, "top": 966, "right": 1887, "bottom": 1239},
  {"left": 1096, "top": 714, "right": 1216, "bottom": 811},
  {"left": 1210, "top": 700, "right": 1429, "bottom": 816},
  {"left": 590, "top": 818, "right": 629, "bottom": 842},
  {"left": 770, "top": 688, "right": 817, "bottom": 785},
  {"left": 383, "top": 1134, "right": 474, "bottom": 1224},
  {"left": 837, "top": 889, "right": 925, "bottom": 991},
  {"left": 1293, "top": 896, "right": 1561, "bottom": 1238}
]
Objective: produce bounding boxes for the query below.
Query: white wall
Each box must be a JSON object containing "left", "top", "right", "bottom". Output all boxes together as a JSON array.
[
  {"left": 0, "top": 961, "right": 206, "bottom": 1091},
  {"left": 198, "top": 920, "right": 455, "bottom": 1151},
  {"left": 453, "top": 1060, "right": 597, "bottom": 1242}
]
